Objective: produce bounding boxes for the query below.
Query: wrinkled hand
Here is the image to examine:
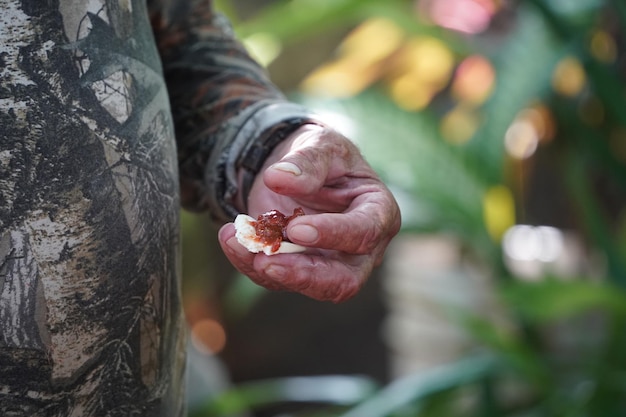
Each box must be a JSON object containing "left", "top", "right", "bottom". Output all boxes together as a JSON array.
[{"left": 218, "top": 124, "right": 401, "bottom": 303}]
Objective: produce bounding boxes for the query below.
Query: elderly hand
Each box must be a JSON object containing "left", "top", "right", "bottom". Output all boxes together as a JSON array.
[{"left": 218, "top": 124, "right": 401, "bottom": 303}]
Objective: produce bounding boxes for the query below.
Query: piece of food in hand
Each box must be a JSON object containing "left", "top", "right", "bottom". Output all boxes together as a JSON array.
[{"left": 234, "top": 207, "right": 307, "bottom": 255}]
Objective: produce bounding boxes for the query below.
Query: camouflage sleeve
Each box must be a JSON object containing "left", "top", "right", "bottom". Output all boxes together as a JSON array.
[{"left": 148, "top": 0, "right": 319, "bottom": 222}]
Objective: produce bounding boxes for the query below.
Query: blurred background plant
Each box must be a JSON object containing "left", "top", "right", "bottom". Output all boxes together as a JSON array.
[{"left": 184, "top": 0, "right": 626, "bottom": 416}]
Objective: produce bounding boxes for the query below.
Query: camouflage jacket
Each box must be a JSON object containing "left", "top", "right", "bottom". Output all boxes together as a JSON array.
[{"left": 0, "top": 0, "right": 314, "bottom": 415}]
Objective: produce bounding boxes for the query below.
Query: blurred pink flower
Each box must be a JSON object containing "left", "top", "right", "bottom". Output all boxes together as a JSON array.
[{"left": 418, "top": 0, "right": 498, "bottom": 34}]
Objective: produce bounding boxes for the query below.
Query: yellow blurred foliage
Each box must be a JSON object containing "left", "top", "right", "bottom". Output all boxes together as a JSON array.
[
  {"left": 388, "top": 37, "right": 455, "bottom": 110},
  {"left": 300, "top": 59, "right": 380, "bottom": 97},
  {"left": 301, "top": 18, "right": 405, "bottom": 97},
  {"left": 301, "top": 17, "right": 455, "bottom": 109},
  {"left": 391, "top": 37, "right": 455, "bottom": 85},
  {"left": 339, "top": 17, "right": 405, "bottom": 64},
  {"left": 483, "top": 185, "right": 516, "bottom": 242}
]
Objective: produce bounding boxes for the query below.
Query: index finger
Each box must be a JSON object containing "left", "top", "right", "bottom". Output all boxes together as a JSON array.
[{"left": 287, "top": 187, "right": 400, "bottom": 261}]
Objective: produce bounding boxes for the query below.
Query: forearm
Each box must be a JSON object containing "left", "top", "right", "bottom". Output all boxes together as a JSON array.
[{"left": 149, "top": 0, "right": 317, "bottom": 221}]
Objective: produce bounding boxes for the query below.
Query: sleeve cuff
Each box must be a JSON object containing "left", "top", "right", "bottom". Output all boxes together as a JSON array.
[{"left": 204, "top": 102, "right": 322, "bottom": 223}]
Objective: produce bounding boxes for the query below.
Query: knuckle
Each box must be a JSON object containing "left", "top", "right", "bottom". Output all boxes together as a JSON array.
[{"left": 353, "top": 213, "right": 385, "bottom": 255}]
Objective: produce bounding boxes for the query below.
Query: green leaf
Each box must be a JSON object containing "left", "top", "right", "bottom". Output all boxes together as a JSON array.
[
  {"left": 234, "top": 0, "right": 391, "bottom": 43},
  {"left": 453, "top": 311, "right": 551, "bottom": 390},
  {"left": 563, "top": 152, "right": 626, "bottom": 286},
  {"left": 337, "top": 354, "right": 498, "bottom": 417},
  {"left": 214, "top": 0, "right": 241, "bottom": 24},
  {"left": 502, "top": 278, "right": 626, "bottom": 322},
  {"left": 189, "top": 375, "right": 379, "bottom": 417}
]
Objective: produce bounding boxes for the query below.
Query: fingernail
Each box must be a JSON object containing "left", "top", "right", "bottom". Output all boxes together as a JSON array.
[
  {"left": 271, "top": 161, "right": 302, "bottom": 176},
  {"left": 289, "top": 224, "right": 319, "bottom": 244}
]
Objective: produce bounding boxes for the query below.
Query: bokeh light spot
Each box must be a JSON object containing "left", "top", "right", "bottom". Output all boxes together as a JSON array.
[
  {"left": 503, "top": 225, "right": 564, "bottom": 263},
  {"left": 552, "top": 57, "right": 586, "bottom": 97},
  {"left": 191, "top": 319, "right": 227, "bottom": 355},
  {"left": 504, "top": 105, "right": 557, "bottom": 159},
  {"left": 440, "top": 105, "right": 480, "bottom": 144},
  {"left": 451, "top": 55, "right": 495, "bottom": 104},
  {"left": 521, "top": 105, "right": 556, "bottom": 144},
  {"left": 505, "top": 119, "right": 539, "bottom": 160},
  {"left": 590, "top": 30, "right": 617, "bottom": 63},
  {"left": 418, "top": 0, "right": 498, "bottom": 34}
]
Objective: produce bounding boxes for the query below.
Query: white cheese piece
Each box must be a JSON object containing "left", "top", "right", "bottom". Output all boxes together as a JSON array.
[{"left": 234, "top": 214, "right": 306, "bottom": 255}]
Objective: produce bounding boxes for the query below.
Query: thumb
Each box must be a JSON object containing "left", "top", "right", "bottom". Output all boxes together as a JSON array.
[
  {"left": 264, "top": 159, "right": 325, "bottom": 196},
  {"left": 263, "top": 125, "right": 359, "bottom": 196}
]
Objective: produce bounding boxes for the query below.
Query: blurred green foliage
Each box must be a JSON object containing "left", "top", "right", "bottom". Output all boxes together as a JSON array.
[{"left": 190, "top": 0, "right": 626, "bottom": 415}]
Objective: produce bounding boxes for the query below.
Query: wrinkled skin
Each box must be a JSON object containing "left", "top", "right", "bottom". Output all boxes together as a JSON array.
[{"left": 219, "top": 124, "right": 401, "bottom": 303}]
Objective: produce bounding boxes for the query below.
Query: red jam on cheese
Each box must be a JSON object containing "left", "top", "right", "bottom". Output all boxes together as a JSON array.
[{"left": 253, "top": 207, "right": 305, "bottom": 253}]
